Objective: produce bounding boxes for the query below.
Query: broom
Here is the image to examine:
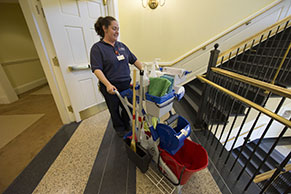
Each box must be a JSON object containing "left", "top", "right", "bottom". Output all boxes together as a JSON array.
[{"left": 130, "top": 69, "right": 137, "bottom": 152}]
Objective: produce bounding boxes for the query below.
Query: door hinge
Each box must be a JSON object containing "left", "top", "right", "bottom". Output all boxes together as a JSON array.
[
  {"left": 52, "top": 57, "right": 60, "bottom": 67},
  {"left": 40, "top": 7, "right": 46, "bottom": 18},
  {"left": 35, "top": 5, "right": 41, "bottom": 15},
  {"left": 35, "top": 2, "right": 45, "bottom": 18},
  {"left": 67, "top": 105, "right": 74, "bottom": 113}
]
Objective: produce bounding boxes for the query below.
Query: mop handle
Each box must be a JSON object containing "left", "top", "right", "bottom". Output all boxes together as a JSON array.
[
  {"left": 138, "top": 70, "right": 144, "bottom": 140},
  {"left": 130, "top": 70, "right": 137, "bottom": 152}
]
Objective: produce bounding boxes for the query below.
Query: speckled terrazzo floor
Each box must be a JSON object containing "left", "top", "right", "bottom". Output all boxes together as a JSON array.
[
  {"left": 4, "top": 108, "right": 221, "bottom": 194},
  {"left": 32, "top": 110, "right": 110, "bottom": 194},
  {"left": 136, "top": 154, "right": 222, "bottom": 194}
]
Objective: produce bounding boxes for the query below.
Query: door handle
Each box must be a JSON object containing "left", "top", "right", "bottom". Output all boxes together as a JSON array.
[{"left": 68, "top": 64, "right": 91, "bottom": 71}]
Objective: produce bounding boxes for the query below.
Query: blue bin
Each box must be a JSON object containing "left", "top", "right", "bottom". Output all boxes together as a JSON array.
[
  {"left": 120, "top": 88, "right": 139, "bottom": 103},
  {"left": 157, "top": 116, "right": 191, "bottom": 155},
  {"left": 145, "top": 90, "right": 175, "bottom": 104}
]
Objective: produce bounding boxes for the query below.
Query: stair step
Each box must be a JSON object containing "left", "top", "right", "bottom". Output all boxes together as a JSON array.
[
  {"left": 209, "top": 76, "right": 266, "bottom": 106},
  {"left": 185, "top": 85, "right": 202, "bottom": 106},
  {"left": 263, "top": 172, "right": 291, "bottom": 194},
  {"left": 222, "top": 65, "right": 291, "bottom": 88},
  {"left": 262, "top": 137, "right": 291, "bottom": 146},
  {"left": 245, "top": 143, "right": 276, "bottom": 171},
  {"left": 232, "top": 149, "right": 257, "bottom": 177},
  {"left": 189, "top": 79, "right": 204, "bottom": 93},
  {"left": 237, "top": 54, "right": 290, "bottom": 67},
  {"left": 259, "top": 141, "right": 286, "bottom": 164},
  {"left": 225, "top": 60, "right": 290, "bottom": 73},
  {"left": 187, "top": 82, "right": 203, "bottom": 96},
  {"left": 242, "top": 146, "right": 270, "bottom": 171},
  {"left": 249, "top": 141, "right": 281, "bottom": 169},
  {"left": 264, "top": 37, "right": 291, "bottom": 48},
  {"left": 184, "top": 93, "right": 199, "bottom": 113},
  {"left": 173, "top": 98, "right": 197, "bottom": 127}
]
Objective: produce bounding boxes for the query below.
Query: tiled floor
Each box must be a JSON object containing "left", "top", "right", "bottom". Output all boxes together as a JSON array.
[
  {"left": 1, "top": 85, "right": 222, "bottom": 194},
  {"left": 0, "top": 85, "right": 62, "bottom": 193}
]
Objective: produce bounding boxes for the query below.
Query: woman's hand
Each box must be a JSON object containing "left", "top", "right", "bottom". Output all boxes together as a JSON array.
[{"left": 106, "top": 84, "right": 117, "bottom": 94}]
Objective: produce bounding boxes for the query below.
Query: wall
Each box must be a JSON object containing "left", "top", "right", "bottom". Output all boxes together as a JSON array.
[
  {"left": 0, "top": 3, "right": 46, "bottom": 94},
  {"left": 118, "top": 0, "right": 277, "bottom": 62}
]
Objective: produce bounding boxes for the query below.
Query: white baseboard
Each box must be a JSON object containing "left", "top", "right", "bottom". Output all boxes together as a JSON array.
[{"left": 14, "top": 77, "right": 47, "bottom": 95}]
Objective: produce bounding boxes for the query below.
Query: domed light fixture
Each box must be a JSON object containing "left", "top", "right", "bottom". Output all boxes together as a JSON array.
[{"left": 142, "top": 0, "right": 166, "bottom": 9}]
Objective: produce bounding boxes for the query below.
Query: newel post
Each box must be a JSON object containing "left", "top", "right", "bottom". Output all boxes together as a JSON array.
[{"left": 195, "top": 44, "right": 220, "bottom": 130}]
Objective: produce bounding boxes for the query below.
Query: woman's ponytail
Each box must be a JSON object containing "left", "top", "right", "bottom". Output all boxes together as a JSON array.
[{"left": 94, "top": 16, "right": 116, "bottom": 39}]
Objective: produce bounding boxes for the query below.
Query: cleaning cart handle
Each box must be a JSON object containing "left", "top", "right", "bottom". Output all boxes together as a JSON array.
[
  {"left": 114, "top": 89, "right": 121, "bottom": 97},
  {"left": 175, "top": 126, "right": 191, "bottom": 140}
]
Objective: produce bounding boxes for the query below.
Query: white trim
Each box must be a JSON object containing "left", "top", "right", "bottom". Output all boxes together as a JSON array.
[
  {"left": 18, "top": 0, "right": 119, "bottom": 123},
  {"left": 107, "top": 0, "right": 119, "bottom": 20},
  {"left": 0, "top": 64, "right": 18, "bottom": 104},
  {"left": 19, "top": 0, "right": 73, "bottom": 123},
  {"left": 14, "top": 77, "right": 47, "bottom": 94}
]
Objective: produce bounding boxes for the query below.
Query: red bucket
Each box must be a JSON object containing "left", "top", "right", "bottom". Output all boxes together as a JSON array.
[{"left": 159, "top": 138, "right": 208, "bottom": 185}]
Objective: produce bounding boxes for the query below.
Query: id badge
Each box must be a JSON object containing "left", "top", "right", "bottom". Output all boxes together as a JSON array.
[{"left": 117, "top": 55, "right": 125, "bottom": 61}]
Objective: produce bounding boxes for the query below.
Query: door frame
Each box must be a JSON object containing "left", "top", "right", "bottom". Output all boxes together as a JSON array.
[{"left": 18, "top": 0, "right": 118, "bottom": 123}]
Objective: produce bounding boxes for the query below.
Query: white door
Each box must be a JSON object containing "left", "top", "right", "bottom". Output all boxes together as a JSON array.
[{"left": 40, "top": 0, "right": 105, "bottom": 121}]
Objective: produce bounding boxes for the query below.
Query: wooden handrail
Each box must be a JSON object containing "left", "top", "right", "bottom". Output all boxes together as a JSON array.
[
  {"left": 211, "top": 68, "right": 291, "bottom": 99},
  {"left": 254, "top": 164, "right": 291, "bottom": 183},
  {"left": 160, "top": 0, "right": 283, "bottom": 67},
  {"left": 196, "top": 75, "right": 291, "bottom": 128},
  {"left": 218, "top": 15, "right": 291, "bottom": 64}
]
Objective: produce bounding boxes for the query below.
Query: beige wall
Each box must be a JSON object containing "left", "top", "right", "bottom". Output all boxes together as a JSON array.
[
  {"left": 0, "top": 3, "right": 46, "bottom": 90},
  {"left": 118, "top": 0, "right": 277, "bottom": 62}
]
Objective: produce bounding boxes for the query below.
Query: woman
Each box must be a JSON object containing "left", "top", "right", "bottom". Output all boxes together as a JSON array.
[{"left": 90, "top": 16, "right": 143, "bottom": 137}]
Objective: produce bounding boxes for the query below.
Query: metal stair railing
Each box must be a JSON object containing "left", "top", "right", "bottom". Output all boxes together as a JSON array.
[
  {"left": 218, "top": 16, "right": 291, "bottom": 87},
  {"left": 196, "top": 43, "right": 291, "bottom": 193}
]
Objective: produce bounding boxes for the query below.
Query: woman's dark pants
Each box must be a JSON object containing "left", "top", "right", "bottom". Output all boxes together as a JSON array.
[{"left": 99, "top": 81, "right": 131, "bottom": 133}]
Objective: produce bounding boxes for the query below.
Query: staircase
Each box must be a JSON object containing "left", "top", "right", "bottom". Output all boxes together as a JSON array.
[
  {"left": 173, "top": 18, "right": 291, "bottom": 194},
  {"left": 180, "top": 25, "right": 291, "bottom": 127},
  {"left": 232, "top": 138, "right": 291, "bottom": 193}
]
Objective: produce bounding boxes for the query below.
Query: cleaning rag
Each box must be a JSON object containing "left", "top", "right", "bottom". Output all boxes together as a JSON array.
[
  {"left": 148, "top": 77, "right": 171, "bottom": 97},
  {"left": 161, "top": 75, "right": 174, "bottom": 94}
]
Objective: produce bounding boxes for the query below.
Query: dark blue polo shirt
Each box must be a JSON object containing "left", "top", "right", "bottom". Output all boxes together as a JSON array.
[{"left": 90, "top": 40, "right": 137, "bottom": 83}]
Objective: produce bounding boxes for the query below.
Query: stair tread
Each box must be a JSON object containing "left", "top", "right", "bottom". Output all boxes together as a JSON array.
[
  {"left": 235, "top": 146, "right": 271, "bottom": 173},
  {"left": 173, "top": 99, "right": 197, "bottom": 126},
  {"left": 184, "top": 93, "right": 199, "bottom": 112},
  {"left": 245, "top": 143, "right": 276, "bottom": 170},
  {"left": 187, "top": 83, "right": 203, "bottom": 96},
  {"left": 232, "top": 149, "right": 258, "bottom": 177},
  {"left": 249, "top": 141, "right": 284, "bottom": 168}
]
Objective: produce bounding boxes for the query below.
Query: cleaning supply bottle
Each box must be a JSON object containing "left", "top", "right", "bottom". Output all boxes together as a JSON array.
[
  {"left": 143, "top": 64, "right": 150, "bottom": 87},
  {"left": 142, "top": 64, "right": 150, "bottom": 99},
  {"left": 149, "top": 63, "right": 157, "bottom": 78}
]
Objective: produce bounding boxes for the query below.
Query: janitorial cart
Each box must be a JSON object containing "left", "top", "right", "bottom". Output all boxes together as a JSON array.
[{"left": 115, "top": 67, "right": 208, "bottom": 194}]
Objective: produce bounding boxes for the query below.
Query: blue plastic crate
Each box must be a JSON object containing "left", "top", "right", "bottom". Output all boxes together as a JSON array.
[
  {"left": 156, "top": 116, "right": 191, "bottom": 155},
  {"left": 145, "top": 90, "right": 175, "bottom": 104}
]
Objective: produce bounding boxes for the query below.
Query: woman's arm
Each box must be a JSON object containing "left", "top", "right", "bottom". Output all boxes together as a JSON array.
[
  {"left": 133, "top": 60, "right": 143, "bottom": 71},
  {"left": 94, "top": 69, "right": 117, "bottom": 94}
]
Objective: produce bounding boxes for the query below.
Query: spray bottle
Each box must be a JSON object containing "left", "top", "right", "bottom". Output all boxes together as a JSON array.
[{"left": 149, "top": 58, "right": 160, "bottom": 78}]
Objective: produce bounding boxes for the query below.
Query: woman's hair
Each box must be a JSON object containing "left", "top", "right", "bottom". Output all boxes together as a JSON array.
[{"left": 94, "top": 16, "right": 116, "bottom": 39}]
